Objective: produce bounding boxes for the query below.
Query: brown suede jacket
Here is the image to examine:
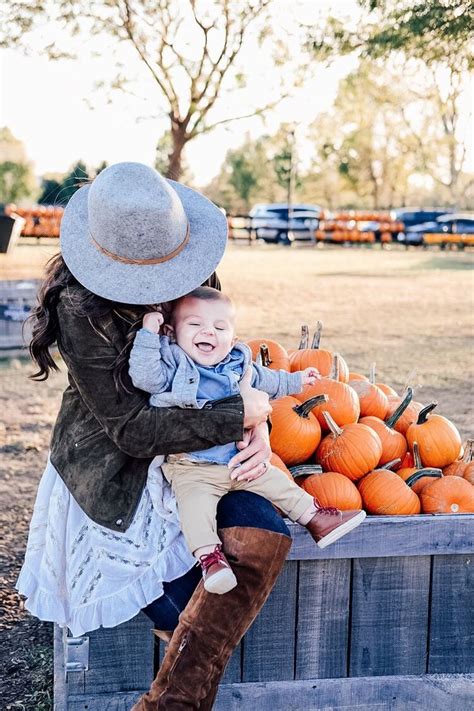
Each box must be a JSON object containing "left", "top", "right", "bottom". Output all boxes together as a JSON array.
[{"left": 49, "top": 286, "right": 244, "bottom": 532}]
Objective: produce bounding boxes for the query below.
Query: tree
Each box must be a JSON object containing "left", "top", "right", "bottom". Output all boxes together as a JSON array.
[
  {"left": 0, "top": 127, "right": 37, "bottom": 203},
  {"left": 204, "top": 132, "right": 295, "bottom": 213},
  {"left": 310, "top": 1, "right": 473, "bottom": 69},
  {"left": 2, "top": 0, "right": 301, "bottom": 179}
]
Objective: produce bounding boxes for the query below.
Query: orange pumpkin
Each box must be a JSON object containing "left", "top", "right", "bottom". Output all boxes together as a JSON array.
[
  {"left": 349, "top": 379, "right": 389, "bottom": 419},
  {"left": 295, "top": 355, "right": 360, "bottom": 430},
  {"left": 406, "top": 403, "right": 462, "bottom": 468},
  {"left": 385, "top": 395, "right": 423, "bottom": 435},
  {"left": 421, "top": 476, "right": 474, "bottom": 514},
  {"left": 358, "top": 468, "right": 421, "bottom": 515},
  {"left": 443, "top": 439, "right": 474, "bottom": 485},
  {"left": 302, "top": 471, "right": 362, "bottom": 510},
  {"left": 270, "top": 452, "right": 293, "bottom": 481},
  {"left": 289, "top": 322, "right": 349, "bottom": 382},
  {"left": 247, "top": 338, "right": 290, "bottom": 371},
  {"left": 316, "top": 412, "right": 383, "bottom": 481},
  {"left": 397, "top": 442, "right": 443, "bottom": 495},
  {"left": 269, "top": 394, "right": 328, "bottom": 466},
  {"left": 376, "top": 382, "right": 398, "bottom": 397},
  {"left": 358, "top": 387, "right": 414, "bottom": 467},
  {"left": 348, "top": 372, "right": 369, "bottom": 381}
]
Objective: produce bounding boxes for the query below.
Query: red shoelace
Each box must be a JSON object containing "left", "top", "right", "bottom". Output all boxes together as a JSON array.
[
  {"left": 314, "top": 498, "right": 340, "bottom": 515},
  {"left": 199, "top": 546, "right": 228, "bottom": 572}
]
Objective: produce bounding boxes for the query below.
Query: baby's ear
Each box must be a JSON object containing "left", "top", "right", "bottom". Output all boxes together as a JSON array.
[
  {"left": 231, "top": 335, "right": 238, "bottom": 346},
  {"left": 163, "top": 323, "right": 175, "bottom": 339}
]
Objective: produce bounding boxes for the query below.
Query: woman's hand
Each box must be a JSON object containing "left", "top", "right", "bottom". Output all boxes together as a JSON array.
[
  {"left": 240, "top": 367, "right": 272, "bottom": 428},
  {"left": 228, "top": 422, "right": 272, "bottom": 481}
]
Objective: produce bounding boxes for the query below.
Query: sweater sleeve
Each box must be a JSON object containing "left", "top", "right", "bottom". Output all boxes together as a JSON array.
[
  {"left": 250, "top": 363, "right": 303, "bottom": 400},
  {"left": 128, "top": 328, "right": 173, "bottom": 395},
  {"left": 56, "top": 301, "right": 244, "bottom": 458}
]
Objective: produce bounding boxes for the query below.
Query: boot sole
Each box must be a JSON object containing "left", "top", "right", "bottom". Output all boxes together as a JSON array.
[
  {"left": 204, "top": 569, "right": 238, "bottom": 594},
  {"left": 317, "top": 510, "right": 366, "bottom": 549}
]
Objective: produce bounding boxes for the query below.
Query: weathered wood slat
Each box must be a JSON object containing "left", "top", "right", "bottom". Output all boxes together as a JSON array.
[
  {"left": 65, "top": 674, "right": 474, "bottom": 711},
  {"left": 242, "top": 560, "right": 298, "bottom": 682},
  {"left": 295, "top": 559, "right": 351, "bottom": 680},
  {"left": 349, "top": 556, "right": 431, "bottom": 677},
  {"left": 221, "top": 642, "right": 242, "bottom": 683},
  {"left": 215, "top": 674, "right": 474, "bottom": 710},
  {"left": 53, "top": 625, "right": 69, "bottom": 710},
  {"left": 66, "top": 613, "right": 154, "bottom": 696},
  {"left": 287, "top": 515, "right": 474, "bottom": 560},
  {"left": 429, "top": 554, "right": 474, "bottom": 673}
]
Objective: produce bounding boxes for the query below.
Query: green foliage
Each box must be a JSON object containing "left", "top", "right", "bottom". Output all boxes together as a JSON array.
[
  {"left": 311, "top": 1, "right": 473, "bottom": 68},
  {"left": 0, "top": 161, "right": 36, "bottom": 203}
]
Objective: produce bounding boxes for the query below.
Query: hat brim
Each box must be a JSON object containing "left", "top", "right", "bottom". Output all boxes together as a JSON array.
[{"left": 60, "top": 179, "right": 228, "bottom": 304}]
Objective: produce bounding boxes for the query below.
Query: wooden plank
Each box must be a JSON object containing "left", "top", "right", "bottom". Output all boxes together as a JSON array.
[
  {"left": 66, "top": 614, "right": 154, "bottom": 696},
  {"left": 68, "top": 691, "right": 144, "bottom": 710},
  {"left": 295, "top": 559, "right": 351, "bottom": 680},
  {"left": 242, "top": 560, "right": 297, "bottom": 682},
  {"left": 53, "top": 625, "right": 69, "bottom": 711},
  {"left": 221, "top": 643, "right": 242, "bottom": 684},
  {"left": 349, "top": 556, "right": 431, "bottom": 677},
  {"left": 213, "top": 674, "right": 474, "bottom": 710},
  {"left": 287, "top": 515, "right": 474, "bottom": 561},
  {"left": 429, "top": 554, "right": 474, "bottom": 673}
]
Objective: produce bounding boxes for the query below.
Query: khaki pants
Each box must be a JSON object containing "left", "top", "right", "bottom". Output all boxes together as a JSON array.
[{"left": 162, "top": 459, "right": 313, "bottom": 554}]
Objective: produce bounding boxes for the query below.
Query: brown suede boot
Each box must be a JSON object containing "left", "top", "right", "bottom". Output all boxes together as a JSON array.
[
  {"left": 130, "top": 526, "right": 291, "bottom": 710},
  {"left": 305, "top": 501, "right": 366, "bottom": 549}
]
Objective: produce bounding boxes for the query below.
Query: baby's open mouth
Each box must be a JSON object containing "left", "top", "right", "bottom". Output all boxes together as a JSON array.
[{"left": 195, "top": 342, "right": 214, "bottom": 353}]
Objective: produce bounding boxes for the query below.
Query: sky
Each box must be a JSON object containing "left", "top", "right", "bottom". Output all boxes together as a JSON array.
[
  {"left": 0, "top": 0, "right": 360, "bottom": 187},
  {"left": 0, "top": 0, "right": 472, "bottom": 188}
]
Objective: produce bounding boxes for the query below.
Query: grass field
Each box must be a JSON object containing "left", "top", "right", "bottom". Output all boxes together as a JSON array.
[{"left": 0, "top": 241, "right": 473, "bottom": 709}]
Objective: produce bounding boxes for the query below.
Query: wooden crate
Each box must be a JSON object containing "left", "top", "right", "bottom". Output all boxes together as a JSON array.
[{"left": 53, "top": 515, "right": 474, "bottom": 710}]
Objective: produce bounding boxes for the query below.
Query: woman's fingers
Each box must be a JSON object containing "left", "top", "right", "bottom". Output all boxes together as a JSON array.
[{"left": 233, "top": 458, "right": 271, "bottom": 482}]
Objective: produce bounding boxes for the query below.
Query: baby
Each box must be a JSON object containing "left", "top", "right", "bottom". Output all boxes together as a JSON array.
[{"left": 129, "top": 287, "right": 365, "bottom": 594}]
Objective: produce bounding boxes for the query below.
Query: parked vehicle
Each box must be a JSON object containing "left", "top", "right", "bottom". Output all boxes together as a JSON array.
[
  {"left": 402, "top": 214, "right": 474, "bottom": 245},
  {"left": 249, "top": 203, "right": 322, "bottom": 243}
]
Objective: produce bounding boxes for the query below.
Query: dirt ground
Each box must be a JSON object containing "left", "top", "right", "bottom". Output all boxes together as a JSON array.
[{"left": 0, "top": 241, "right": 473, "bottom": 709}]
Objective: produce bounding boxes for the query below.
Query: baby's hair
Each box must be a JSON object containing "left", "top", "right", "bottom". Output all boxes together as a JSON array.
[
  {"left": 182, "top": 286, "right": 232, "bottom": 305},
  {"left": 170, "top": 287, "right": 233, "bottom": 324}
]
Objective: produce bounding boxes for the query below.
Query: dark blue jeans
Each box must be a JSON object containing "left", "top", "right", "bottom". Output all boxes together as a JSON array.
[{"left": 143, "top": 491, "right": 290, "bottom": 630}]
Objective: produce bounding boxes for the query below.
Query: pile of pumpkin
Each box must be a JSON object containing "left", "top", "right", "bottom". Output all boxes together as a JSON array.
[{"left": 247, "top": 324, "right": 474, "bottom": 516}]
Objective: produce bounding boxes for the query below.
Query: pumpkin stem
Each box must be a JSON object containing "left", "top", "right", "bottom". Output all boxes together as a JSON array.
[
  {"left": 329, "top": 353, "right": 341, "bottom": 381},
  {"left": 385, "top": 387, "right": 414, "bottom": 429},
  {"left": 289, "top": 464, "right": 323, "bottom": 481},
  {"left": 383, "top": 458, "right": 401, "bottom": 470},
  {"left": 294, "top": 394, "right": 328, "bottom": 418},
  {"left": 299, "top": 325, "right": 309, "bottom": 350},
  {"left": 322, "top": 410, "right": 343, "bottom": 437},
  {"left": 416, "top": 402, "right": 438, "bottom": 425},
  {"left": 412, "top": 442, "right": 423, "bottom": 469},
  {"left": 463, "top": 439, "right": 474, "bottom": 463},
  {"left": 405, "top": 468, "right": 443, "bottom": 488},
  {"left": 259, "top": 344, "right": 272, "bottom": 368},
  {"left": 369, "top": 362, "right": 376, "bottom": 384},
  {"left": 311, "top": 321, "right": 323, "bottom": 349}
]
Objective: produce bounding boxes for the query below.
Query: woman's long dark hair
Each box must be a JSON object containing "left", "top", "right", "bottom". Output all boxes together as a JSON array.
[{"left": 28, "top": 253, "right": 221, "bottom": 390}]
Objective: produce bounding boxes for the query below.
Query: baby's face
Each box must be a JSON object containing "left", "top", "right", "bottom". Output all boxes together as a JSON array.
[{"left": 172, "top": 297, "right": 236, "bottom": 366}]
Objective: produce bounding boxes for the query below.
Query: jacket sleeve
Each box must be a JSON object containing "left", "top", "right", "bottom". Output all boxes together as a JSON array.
[
  {"left": 128, "top": 328, "right": 173, "bottom": 394},
  {"left": 56, "top": 302, "right": 244, "bottom": 458},
  {"left": 250, "top": 363, "right": 303, "bottom": 400}
]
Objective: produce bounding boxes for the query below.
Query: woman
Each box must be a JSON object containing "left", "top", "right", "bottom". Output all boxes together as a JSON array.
[{"left": 17, "top": 162, "right": 292, "bottom": 710}]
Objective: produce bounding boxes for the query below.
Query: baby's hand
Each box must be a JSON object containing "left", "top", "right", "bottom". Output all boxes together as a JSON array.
[
  {"left": 302, "top": 367, "right": 321, "bottom": 385},
  {"left": 143, "top": 311, "right": 164, "bottom": 334}
]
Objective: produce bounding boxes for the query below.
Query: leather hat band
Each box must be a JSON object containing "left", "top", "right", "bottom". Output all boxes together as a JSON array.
[{"left": 89, "top": 222, "right": 190, "bottom": 265}]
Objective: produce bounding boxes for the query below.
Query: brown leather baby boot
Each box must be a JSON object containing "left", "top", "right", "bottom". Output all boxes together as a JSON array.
[
  {"left": 130, "top": 526, "right": 291, "bottom": 710},
  {"left": 305, "top": 500, "right": 366, "bottom": 549}
]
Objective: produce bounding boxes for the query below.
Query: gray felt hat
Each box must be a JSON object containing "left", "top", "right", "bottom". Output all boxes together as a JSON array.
[{"left": 60, "top": 162, "right": 228, "bottom": 304}]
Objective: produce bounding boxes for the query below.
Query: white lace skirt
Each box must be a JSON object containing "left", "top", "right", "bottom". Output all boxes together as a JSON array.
[{"left": 16, "top": 456, "right": 195, "bottom": 637}]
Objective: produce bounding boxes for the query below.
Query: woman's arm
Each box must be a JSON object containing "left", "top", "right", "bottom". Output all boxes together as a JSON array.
[{"left": 57, "top": 301, "right": 244, "bottom": 458}]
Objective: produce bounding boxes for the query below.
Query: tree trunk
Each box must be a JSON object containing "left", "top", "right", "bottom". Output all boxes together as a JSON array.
[{"left": 166, "top": 126, "right": 187, "bottom": 181}]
